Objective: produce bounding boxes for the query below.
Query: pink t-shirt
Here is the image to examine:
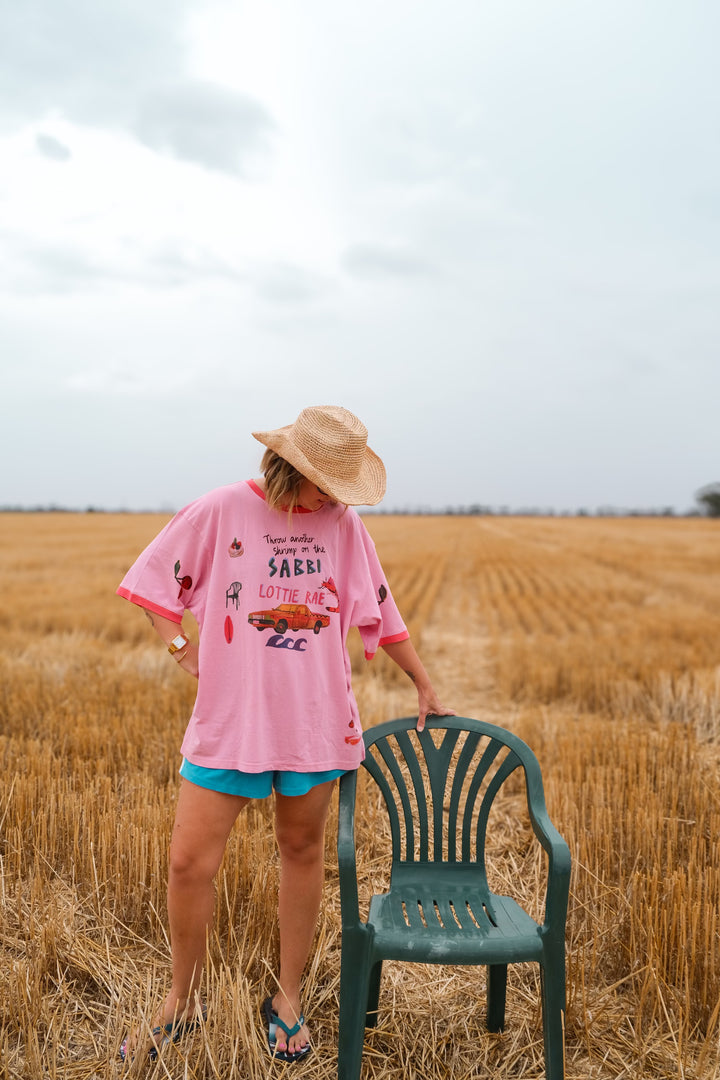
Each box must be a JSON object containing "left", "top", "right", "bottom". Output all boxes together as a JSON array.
[{"left": 117, "top": 480, "right": 409, "bottom": 772}]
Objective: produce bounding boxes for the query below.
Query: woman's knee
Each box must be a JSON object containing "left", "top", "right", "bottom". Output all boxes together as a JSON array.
[
  {"left": 168, "top": 782, "right": 247, "bottom": 886},
  {"left": 274, "top": 783, "right": 333, "bottom": 862},
  {"left": 168, "top": 839, "right": 221, "bottom": 886},
  {"left": 275, "top": 821, "right": 326, "bottom": 864}
]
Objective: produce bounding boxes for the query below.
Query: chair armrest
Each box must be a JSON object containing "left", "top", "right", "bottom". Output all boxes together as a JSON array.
[
  {"left": 531, "top": 811, "right": 572, "bottom": 936},
  {"left": 337, "top": 768, "right": 361, "bottom": 928},
  {"left": 524, "top": 767, "right": 572, "bottom": 936}
]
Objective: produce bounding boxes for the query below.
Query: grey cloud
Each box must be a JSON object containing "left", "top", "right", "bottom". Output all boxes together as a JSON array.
[
  {"left": 366, "top": 103, "right": 488, "bottom": 191},
  {"left": 254, "top": 263, "right": 326, "bottom": 305},
  {"left": 341, "top": 244, "right": 433, "bottom": 280},
  {"left": 0, "top": 236, "right": 116, "bottom": 294},
  {"left": 0, "top": 1, "right": 191, "bottom": 130},
  {"left": 146, "top": 243, "right": 244, "bottom": 286},
  {"left": 134, "top": 81, "right": 274, "bottom": 175},
  {"left": 0, "top": 3, "right": 275, "bottom": 176},
  {"left": 36, "top": 133, "right": 71, "bottom": 161},
  {"left": 0, "top": 231, "right": 244, "bottom": 295}
]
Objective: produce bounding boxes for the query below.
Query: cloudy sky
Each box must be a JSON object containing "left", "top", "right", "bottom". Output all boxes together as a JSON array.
[{"left": 1, "top": 0, "right": 718, "bottom": 513}]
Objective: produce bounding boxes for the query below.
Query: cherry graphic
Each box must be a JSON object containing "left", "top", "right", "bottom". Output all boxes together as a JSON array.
[{"left": 174, "top": 560, "right": 193, "bottom": 599}]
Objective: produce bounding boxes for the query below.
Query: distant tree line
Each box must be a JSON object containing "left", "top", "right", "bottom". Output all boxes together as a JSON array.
[
  {"left": 0, "top": 504, "right": 169, "bottom": 515},
  {"left": 371, "top": 505, "right": 696, "bottom": 517},
  {"left": 2, "top": 484, "right": 719, "bottom": 517},
  {"left": 695, "top": 483, "right": 720, "bottom": 518}
]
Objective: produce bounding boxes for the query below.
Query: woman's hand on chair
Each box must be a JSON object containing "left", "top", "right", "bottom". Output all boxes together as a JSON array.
[{"left": 416, "top": 688, "right": 456, "bottom": 732}]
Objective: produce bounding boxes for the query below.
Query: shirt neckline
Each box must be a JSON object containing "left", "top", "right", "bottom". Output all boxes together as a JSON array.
[{"left": 246, "top": 478, "right": 319, "bottom": 514}]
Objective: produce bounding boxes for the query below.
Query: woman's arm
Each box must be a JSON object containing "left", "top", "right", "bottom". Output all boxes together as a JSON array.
[
  {"left": 381, "top": 638, "right": 455, "bottom": 730},
  {"left": 142, "top": 608, "right": 199, "bottom": 679}
]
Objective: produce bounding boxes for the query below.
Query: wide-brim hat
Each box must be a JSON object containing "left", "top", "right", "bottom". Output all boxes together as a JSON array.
[{"left": 252, "top": 405, "right": 386, "bottom": 506}]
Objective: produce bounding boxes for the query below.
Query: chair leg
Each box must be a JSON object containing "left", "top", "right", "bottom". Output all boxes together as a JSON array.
[
  {"left": 338, "top": 937, "right": 372, "bottom": 1080},
  {"left": 365, "top": 961, "right": 383, "bottom": 1028},
  {"left": 487, "top": 964, "right": 507, "bottom": 1032},
  {"left": 540, "top": 962, "right": 566, "bottom": 1080}
]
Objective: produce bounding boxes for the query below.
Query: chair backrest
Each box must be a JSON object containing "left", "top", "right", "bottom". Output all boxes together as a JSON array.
[{"left": 360, "top": 716, "right": 547, "bottom": 873}]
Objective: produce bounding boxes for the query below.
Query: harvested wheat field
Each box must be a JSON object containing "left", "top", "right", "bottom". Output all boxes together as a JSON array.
[{"left": 1, "top": 511, "right": 719, "bottom": 1079}]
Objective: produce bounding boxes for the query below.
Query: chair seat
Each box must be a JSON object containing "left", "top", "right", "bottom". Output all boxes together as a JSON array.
[{"left": 367, "top": 862, "right": 543, "bottom": 964}]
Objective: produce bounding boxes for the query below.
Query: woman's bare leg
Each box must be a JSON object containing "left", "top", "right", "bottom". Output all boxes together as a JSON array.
[
  {"left": 163, "top": 780, "right": 250, "bottom": 1022},
  {"left": 271, "top": 780, "right": 336, "bottom": 1056},
  {"left": 124, "top": 779, "right": 248, "bottom": 1057}
]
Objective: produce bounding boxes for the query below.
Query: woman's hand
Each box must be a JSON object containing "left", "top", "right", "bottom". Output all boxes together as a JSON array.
[{"left": 415, "top": 686, "right": 455, "bottom": 732}]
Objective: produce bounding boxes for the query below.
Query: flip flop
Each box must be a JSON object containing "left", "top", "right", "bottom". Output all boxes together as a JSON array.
[
  {"left": 119, "top": 1004, "right": 207, "bottom": 1062},
  {"left": 262, "top": 996, "right": 312, "bottom": 1064}
]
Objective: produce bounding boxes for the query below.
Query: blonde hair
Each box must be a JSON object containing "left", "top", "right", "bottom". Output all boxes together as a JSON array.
[
  {"left": 261, "top": 449, "right": 305, "bottom": 516},
  {"left": 261, "top": 448, "right": 343, "bottom": 523}
]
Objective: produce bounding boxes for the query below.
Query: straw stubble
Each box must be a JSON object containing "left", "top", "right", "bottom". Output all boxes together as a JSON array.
[{"left": 0, "top": 512, "right": 718, "bottom": 1078}]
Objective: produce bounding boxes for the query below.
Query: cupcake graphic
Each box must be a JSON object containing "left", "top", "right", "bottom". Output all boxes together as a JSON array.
[{"left": 228, "top": 537, "right": 244, "bottom": 558}]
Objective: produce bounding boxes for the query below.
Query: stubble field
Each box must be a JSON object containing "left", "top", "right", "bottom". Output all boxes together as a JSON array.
[{"left": 1, "top": 511, "right": 719, "bottom": 1079}]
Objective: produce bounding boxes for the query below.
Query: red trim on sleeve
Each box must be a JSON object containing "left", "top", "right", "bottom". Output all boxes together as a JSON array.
[
  {"left": 116, "top": 587, "right": 183, "bottom": 624},
  {"left": 364, "top": 629, "right": 410, "bottom": 661},
  {"left": 378, "top": 630, "right": 410, "bottom": 647}
]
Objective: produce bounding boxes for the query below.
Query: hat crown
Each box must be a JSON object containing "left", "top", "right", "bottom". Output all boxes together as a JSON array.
[
  {"left": 252, "top": 404, "right": 385, "bottom": 505},
  {"left": 292, "top": 406, "right": 368, "bottom": 482}
]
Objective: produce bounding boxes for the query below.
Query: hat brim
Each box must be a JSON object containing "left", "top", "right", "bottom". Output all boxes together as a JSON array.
[{"left": 252, "top": 425, "right": 386, "bottom": 506}]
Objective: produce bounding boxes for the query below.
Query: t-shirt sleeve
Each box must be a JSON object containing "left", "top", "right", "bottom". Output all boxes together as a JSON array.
[
  {"left": 346, "top": 518, "right": 409, "bottom": 660},
  {"left": 116, "top": 506, "right": 207, "bottom": 623}
]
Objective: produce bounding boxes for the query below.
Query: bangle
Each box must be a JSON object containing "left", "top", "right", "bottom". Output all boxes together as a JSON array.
[{"left": 174, "top": 648, "right": 189, "bottom": 663}]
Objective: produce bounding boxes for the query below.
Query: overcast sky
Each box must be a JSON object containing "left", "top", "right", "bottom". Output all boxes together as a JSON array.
[{"left": 1, "top": 1, "right": 718, "bottom": 513}]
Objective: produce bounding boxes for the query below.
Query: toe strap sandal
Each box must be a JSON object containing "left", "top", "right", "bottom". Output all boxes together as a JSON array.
[
  {"left": 262, "top": 996, "right": 312, "bottom": 1064},
  {"left": 119, "top": 1004, "right": 207, "bottom": 1062}
]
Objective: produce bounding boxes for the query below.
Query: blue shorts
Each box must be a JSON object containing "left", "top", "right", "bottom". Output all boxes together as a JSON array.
[{"left": 179, "top": 758, "right": 346, "bottom": 798}]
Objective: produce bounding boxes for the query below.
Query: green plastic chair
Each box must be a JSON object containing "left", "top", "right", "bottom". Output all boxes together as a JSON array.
[{"left": 337, "top": 716, "right": 571, "bottom": 1080}]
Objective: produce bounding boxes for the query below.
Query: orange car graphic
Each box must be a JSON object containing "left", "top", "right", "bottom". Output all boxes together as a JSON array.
[{"left": 248, "top": 603, "right": 330, "bottom": 635}]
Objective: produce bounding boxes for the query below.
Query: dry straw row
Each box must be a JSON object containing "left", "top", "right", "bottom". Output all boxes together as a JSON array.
[{"left": 1, "top": 511, "right": 719, "bottom": 1078}]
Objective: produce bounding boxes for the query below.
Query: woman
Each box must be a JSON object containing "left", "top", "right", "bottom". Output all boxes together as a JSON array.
[{"left": 117, "top": 405, "right": 453, "bottom": 1062}]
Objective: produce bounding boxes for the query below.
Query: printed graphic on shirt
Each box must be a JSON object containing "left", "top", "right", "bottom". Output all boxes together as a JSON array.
[
  {"left": 247, "top": 603, "right": 330, "bottom": 635},
  {"left": 346, "top": 719, "right": 362, "bottom": 745},
  {"left": 228, "top": 537, "right": 244, "bottom": 557},
  {"left": 225, "top": 581, "right": 242, "bottom": 608},
  {"left": 174, "top": 561, "right": 193, "bottom": 600},
  {"left": 224, "top": 615, "right": 234, "bottom": 643},
  {"left": 243, "top": 528, "right": 339, "bottom": 653},
  {"left": 321, "top": 577, "right": 340, "bottom": 612},
  {"left": 378, "top": 584, "right": 387, "bottom": 605},
  {"left": 265, "top": 633, "right": 310, "bottom": 651}
]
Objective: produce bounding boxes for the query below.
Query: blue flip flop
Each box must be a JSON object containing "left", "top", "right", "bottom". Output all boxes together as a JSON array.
[
  {"left": 119, "top": 1004, "right": 207, "bottom": 1062},
  {"left": 262, "top": 996, "right": 312, "bottom": 1064}
]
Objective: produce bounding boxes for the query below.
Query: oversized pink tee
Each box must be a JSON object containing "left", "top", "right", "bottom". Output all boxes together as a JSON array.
[{"left": 117, "top": 480, "right": 409, "bottom": 772}]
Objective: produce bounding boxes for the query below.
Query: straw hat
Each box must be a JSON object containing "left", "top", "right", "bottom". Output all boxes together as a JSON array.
[{"left": 252, "top": 405, "right": 386, "bottom": 506}]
